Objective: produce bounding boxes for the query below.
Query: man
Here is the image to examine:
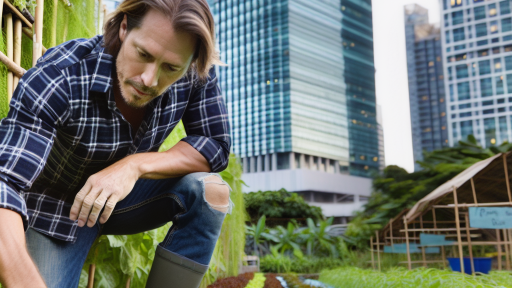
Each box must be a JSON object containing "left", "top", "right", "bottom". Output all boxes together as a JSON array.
[{"left": 0, "top": 0, "right": 231, "bottom": 287}]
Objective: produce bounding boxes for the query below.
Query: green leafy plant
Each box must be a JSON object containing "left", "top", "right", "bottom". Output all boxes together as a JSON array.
[
  {"left": 245, "top": 215, "right": 279, "bottom": 256},
  {"left": 245, "top": 273, "right": 266, "bottom": 288},
  {"left": 270, "top": 222, "right": 304, "bottom": 258},
  {"left": 302, "top": 217, "right": 338, "bottom": 257}
]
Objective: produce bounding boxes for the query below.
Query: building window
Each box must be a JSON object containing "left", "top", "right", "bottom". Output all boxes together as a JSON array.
[
  {"left": 490, "top": 21, "right": 499, "bottom": 34},
  {"left": 453, "top": 27, "right": 466, "bottom": 41},
  {"left": 474, "top": 6, "right": 486, "bottom": 20},
  {"left": 479, "top": 60, "right": 491, "bottom": 75},
  {"left": 484, "top": 118, "right": 497, "bottom": 146},
  {"left": 497, "top": 76, "right": 505, "bottom": 94},
  {"left": 501, "top": 1, "right": 511, "bottom": 15},
  {"left": 461, "top": 120, "right": 474, "bottom": 139},
  {"left": 452, "top": 10, "right": 464, "bottom": 25},
  {"left": 456, "top": 64, "right": 469, "bottom": 78},
  {"left": 489, "top": 4, "right": 498, "bottom": 17},
  {"left": 480, "top": 77, "right": 493, "bottom": 97},
  {"left": 478, "top": 49, "right": 489, "bottom": 57},
  {"left": 502, "top": 18, "right": 512, "bottom": 32},
  {"left": 507, "top": 74, "right": 512, "bottom": 93},
  {"left": 494, "top": 58, "right": 502, "bottom": 72},
  {"left": 458, "top": 82, "right": 471, "bottom": 100},
  {"left": 476, "top": 23, "right": 488, "bottom": 37}
]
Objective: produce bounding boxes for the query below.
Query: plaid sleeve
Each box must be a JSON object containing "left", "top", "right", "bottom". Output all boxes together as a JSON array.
[
  {"left": 0, "top": 64, "right": 70, "bottom": 229},
  {"left": 181, "top": 67, "right": 231, "bottom": 172}
]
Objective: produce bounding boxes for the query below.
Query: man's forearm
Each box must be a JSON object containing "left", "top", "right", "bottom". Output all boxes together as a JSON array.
[
  {"left": 0, "top": 209, "right": 46, "bottom": 288},
  {"left": 135, "top": 141, "right": 211, "bottom": 179}
]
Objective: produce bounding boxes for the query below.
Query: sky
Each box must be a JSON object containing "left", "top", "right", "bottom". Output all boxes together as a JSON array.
[{"left": 373, "top": 0, "right": 440, "bottom": 172}]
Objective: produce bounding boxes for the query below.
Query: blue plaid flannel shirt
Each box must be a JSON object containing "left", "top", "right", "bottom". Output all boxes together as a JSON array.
[{"left": 0, "top": 35, "right": 230, "bottom": 242}]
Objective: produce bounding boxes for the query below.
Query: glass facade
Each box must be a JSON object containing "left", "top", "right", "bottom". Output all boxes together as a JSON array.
[
  {"left": 341, "top": 0, "right": 380, "bottom": 177},
  {"left": 208, "top": 0, "right": 378, "bottom": 176},
  {"left": 405, "top": 4, "right": 449, "bottom": 171},
  {"left": 442, "top": 0, "right": 512, "bottom": 147}
]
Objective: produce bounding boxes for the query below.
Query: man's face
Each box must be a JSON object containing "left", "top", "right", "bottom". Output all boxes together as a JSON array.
[{"left": 116, "top": 9, "right": 197, "bottom": 108}]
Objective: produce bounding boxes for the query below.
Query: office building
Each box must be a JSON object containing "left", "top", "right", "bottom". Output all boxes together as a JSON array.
[
  {"left": 341, "top": 0, "right": 381, "bottom": 176},
  {"left": 208, "top": 0, "right": 375, "bottom": 222},
  {"left": 441, "top": 0, "right": 512, "bottom": 147},
  {"left": 405, "top": 4, "right": 448, "bottom": 171}
]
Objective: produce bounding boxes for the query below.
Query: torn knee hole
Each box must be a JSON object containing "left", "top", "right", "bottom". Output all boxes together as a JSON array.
[{"left": 204, "top": 175, "right": 230, "bottom": 213}]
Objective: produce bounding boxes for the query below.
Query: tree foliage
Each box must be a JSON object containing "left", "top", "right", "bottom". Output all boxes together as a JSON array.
[
  {"left": 244, "top": 189, "right": 324, "bottom": 225},
  {"left": 346, "top": 135, "right": 512, "bottom": 247}
]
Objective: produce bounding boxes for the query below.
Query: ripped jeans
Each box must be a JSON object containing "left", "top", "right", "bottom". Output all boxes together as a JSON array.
[{"left": 25, "top": 172, "right": 232, "bottom": 288}]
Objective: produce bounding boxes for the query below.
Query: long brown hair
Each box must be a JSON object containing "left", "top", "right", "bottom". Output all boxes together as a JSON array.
[{"left": 103, "top": 0, "right": 221, "bottom": 80}]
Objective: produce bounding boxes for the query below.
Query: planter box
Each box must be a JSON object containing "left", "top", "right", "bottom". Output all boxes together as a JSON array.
[{"left": 447, "top": 257, "right": 492, "bottom": 274}]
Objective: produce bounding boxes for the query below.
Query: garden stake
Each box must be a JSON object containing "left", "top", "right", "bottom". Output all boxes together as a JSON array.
[
  {"left": 404, "top": 216, "right": 412, "bottom": 270},
  {"left": 497, "top": 229, "right": 502, "bottom": 270},
  {"left": 464, "top": 213, "right": 475, "bottom": 275},
  {"left": 375, "top": 230, "right": 381, "bottom": 272},
  {"left": 453, "top": 186, "right": 464, "bottom": 274},
  {"left": 390, "top": 218, "right": 394, "bottom": 246},
  {"left": 13, "top": 18, "right": 21, "bottom": 91},
  {"left": 370, "top": 236, "right": 374, "bottom": 270},
  {"left": 6, "top": 13, "right": 13, "bottom": 100},
  {"left": 87, "top": 263, "right": 95, "bottom": 288}
]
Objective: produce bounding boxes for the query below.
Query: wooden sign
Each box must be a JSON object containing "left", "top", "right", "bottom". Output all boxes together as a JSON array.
[
  {"left": 469, "top": 207, "right": 512, "bottom": 229},
  {"left": 419, "top": 233, "right": 454, "bottom": 246}
]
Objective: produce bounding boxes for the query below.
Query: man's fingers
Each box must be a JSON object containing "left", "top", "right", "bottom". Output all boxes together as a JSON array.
[
  {"left": 77, "top": 188, "right": 102, "bottom": 227},
  {"left": 69, "top": 181, "right": 92, "bottom": 221},
  {"left": 87, "top": 195, "right": 108, "bottom": 227},
  {"left": 99, "top": 196, "right": 118, "bottom": 225}
]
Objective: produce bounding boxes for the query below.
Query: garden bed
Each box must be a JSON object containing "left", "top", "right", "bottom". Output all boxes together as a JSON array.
[{"left": 207, "top": 273, "right": 325, "bottom": 288}]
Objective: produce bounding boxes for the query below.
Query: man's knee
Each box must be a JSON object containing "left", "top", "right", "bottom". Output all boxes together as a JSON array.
[{"left": 203, "top": 175, "right": 230, "bottom": 213}]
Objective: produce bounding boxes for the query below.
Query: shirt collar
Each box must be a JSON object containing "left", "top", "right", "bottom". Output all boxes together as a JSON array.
[{"left": 89, "top": 37, "right": 114, "bottom": 93}]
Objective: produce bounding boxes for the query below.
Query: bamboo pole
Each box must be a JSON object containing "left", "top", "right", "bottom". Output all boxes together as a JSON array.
[
  {"left": 3, "top": 0, "right": 32, "bottom": 28},
  {"left": 87, "top": 263, "right": 95, "bottom": 288},
  {"left": 0, "top": 51, "right": 26, "bottom": 78},
  {"left": 390, "top": 219, "right": 394, "bottom": 246},
  {"left": 399, "top": 228, "right": 480, "bottom": 232},
  {"left": 98, "top": 0, "right": 103, "bottom": 34},
  {"left": 453, "top": 186, "right": 465, "bottom": 274},
  {"left": 504, "top": 154, "right": 512, "bottom": 202},
  {"left": 51, "top": 0, "right": 58, "bottom": 47},
  {"left": 420, "top": 215, "right": 427, "bottom": 267},
  {"left": 62, "top": 9, "right": 69, "bottom": 43},
  {"left": 13, "top": 19, "right": 22, "bottom": 91},
  {"left": 375, "top": 231, "right": 381, "bottom": 272},
  {"left": 503, "top": 229, "right": 511, "bottom": 270},
  {"left": 6, "top": 13, "right": 14, "bottom": 100},
  {"left": 433, "top": 207, "right": 446, "bottom": 268},
  {"left": 33, "top": 0, "right": 45, "bottom": 66},
  {"left": 432, "top": 202, "right": 512, "bottom": 208},
  {"left": 370, "top": 236, "right": 375, "bottom": 270},
  {"left": 464, "top": 213, "right": 475, "bottom": 274},
  {"left": 22, "top": 28, "right": 47, "bottom": 54},
  {"left": 470, "top": 178, "right": 478, "bottom": 205},
  {"left": 404, "top": 217, "right": 412, "bottom": 270},
  {"left": 497, "top": 229, "right": 502, "bottom": 271}
]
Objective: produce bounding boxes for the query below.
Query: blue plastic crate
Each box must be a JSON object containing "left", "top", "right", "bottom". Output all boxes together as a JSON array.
[{"left": 447, "top": 257, "right": 492, "bottom": 274}]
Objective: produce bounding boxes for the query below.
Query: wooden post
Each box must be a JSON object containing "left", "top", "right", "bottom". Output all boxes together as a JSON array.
[
  {"left": 370, "top": 236, "right": 375, "bottom": 270},
  {"left": 464, "top": 213, "right": 475, "bottom": 275},
  {"left": 433, "top": 207, "right": 447, "bottom": 268},
  {"left": 504, "top": 154, "right": 512, "bottom": 202},
  {"left": 404, "top": 216, "right": 412, "bottom": 270},
  {"left": 420, "top": 215, "right": 427, "bottom": 267},
  {"left": 503, "top": 229, "right": 511, "bottom": 270},
  {"left": 33, "top": 0, "right": 45, "bottom": 66},
  {"left": 497, "top": 229, "right": 502, "bottom": 271},
  {"left": 470, "top": 178, "right": 478, "bottom": 205},
  {"left": 6, "top": 13, "right": 14, "bottom": 99},
  {"left": 390, "top": 219, "right": 394, "bottom": 246},
  {"left": 453, "top": 186, "right": 465, "bottom": 274},
  {"left": 13, "top": 19, "right": 22, "bottom": 92},
  {"left": 98, "top": 0, "right": 103, "bottom": 34},
  {"left": 375, "top": 231, "right": 381, "bottom": 272}
]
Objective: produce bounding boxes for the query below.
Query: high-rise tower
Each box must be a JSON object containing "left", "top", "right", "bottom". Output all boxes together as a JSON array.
[
  {"left": 405, "top": 4, "right": 448, "bottom": 171},
  {"left": 441, "top": 0, "right": 512, "bottom": 147},
  {"left": 208, "top": 0, "right": 374, "bottom": 223}
]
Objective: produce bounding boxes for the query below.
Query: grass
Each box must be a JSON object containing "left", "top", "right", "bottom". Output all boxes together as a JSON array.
[{"left": 319, "top": 267, "right": 512, "bottom": 288}]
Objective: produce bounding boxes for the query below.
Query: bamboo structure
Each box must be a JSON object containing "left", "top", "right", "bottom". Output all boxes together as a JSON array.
[
  {"left": 374, "top": 153, "right": 512, "bottom": 273},
  {"left": 13, "top": 18, "right": 22, "bottom": 91},
  {"left": 375, "top": 230, "right": 381, "bottom": 272},
  {"left": 6, "top": 13, "right": 13, "bottom": 99},
  {"left": 33, "top": 0, "right": 44, "bottom": 66}
]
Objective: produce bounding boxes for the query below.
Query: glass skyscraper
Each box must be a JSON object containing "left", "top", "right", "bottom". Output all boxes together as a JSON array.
[
  {"left": 208, "top": 0, "right": 375, "bottom": 223},
  {"left": 441, "top": 0, "right": 512, "bottom": 147},
  {"left": 405, "top": 4, "right": 448, "bottom": 171},
  {"left": 341, "top": 0, "right": 380, "bottom": 177}
]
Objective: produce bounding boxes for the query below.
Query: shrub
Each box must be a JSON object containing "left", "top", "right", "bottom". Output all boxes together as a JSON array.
[{"left": 244, "top": 189, "right": 323, "bottom": 226}]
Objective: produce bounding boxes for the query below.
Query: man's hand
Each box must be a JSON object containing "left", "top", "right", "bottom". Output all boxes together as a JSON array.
[{"left": 69, "top": 157, "right": 141, "bottom": 227}]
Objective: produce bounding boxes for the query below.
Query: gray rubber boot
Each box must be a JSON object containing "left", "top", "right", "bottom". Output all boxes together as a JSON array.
[{"left": 146, "top": 246, "right": 209, "bottom": 288}]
